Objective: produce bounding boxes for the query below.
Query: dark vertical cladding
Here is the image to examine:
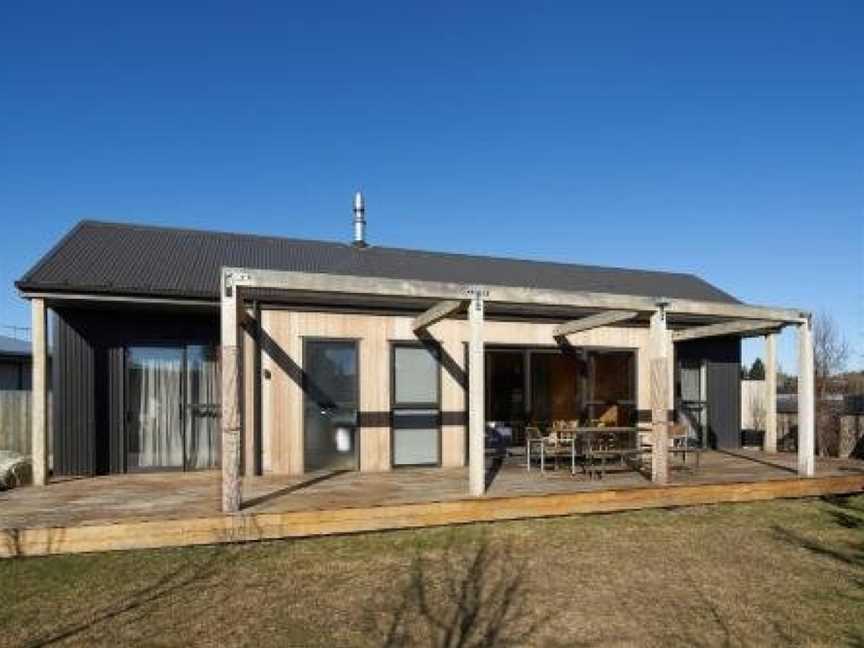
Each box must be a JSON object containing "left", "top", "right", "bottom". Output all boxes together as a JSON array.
[
  {"left": 53, "top": 312, "right": 96, "bottom": 475},
  {"left": 51, "top": 305, "right": 218, "bottom": 476},
  {"left": 675, "top": 335, "right": 742, "bottom": 449}
]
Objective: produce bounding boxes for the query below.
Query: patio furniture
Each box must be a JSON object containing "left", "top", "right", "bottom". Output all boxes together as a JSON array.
[
  {"left": 525, "top": 426, "right": 544, "bottom": 470},
  {"left": 668, "top": 423, "right": 703, "bottom": 473},
  {"left": 544, "top": 430, "right": 576, "bottom": 473},
  {"left": 526, "top": 427, "right": 576, "bottom": 473},
  {"left": 638, "top": 423, "right": 705, "bottom": 474},
  {"left": 554, "top": 426, "right": 641, "bottom": 479},
  {"left": 580, "top": 427, "right": 641, "bottom": 479}
]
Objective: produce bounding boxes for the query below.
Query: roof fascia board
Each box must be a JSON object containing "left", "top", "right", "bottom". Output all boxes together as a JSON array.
[{"left": 18, "top": 291, "right": 219, "bottom": 308}]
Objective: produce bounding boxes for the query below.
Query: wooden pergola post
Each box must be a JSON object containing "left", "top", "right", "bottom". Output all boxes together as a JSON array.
[
  {"left": 221, "top": 272, "right": 244, "bottom": 512},
  {"left": 764, "top": 332, "right": 778, "bottom": 453},
  {"left": 468, "top": 287, "right": 485, "bottom": 497},
  {"left": 30, "top": 298, "right": 49, "bottom": 486},
  {"left": 797, "top": 318, "right": 815, "bottom": 477},
  {"left": 649, "top": 308, "right": 670, "bottom": 485}
]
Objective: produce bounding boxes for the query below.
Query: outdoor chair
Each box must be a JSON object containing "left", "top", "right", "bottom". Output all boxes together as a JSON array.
[
  {"left": 542, "top": 430, "right": 574, "bottom": 473},
  {"left": 525, "top": 426, "right": 544, "bottom": 471},
  {"left": 638, "top": 423, "right": 703, "bottom": 474},
  {"left": 668, "top": 423, "right": 703, "bottom": 473}
]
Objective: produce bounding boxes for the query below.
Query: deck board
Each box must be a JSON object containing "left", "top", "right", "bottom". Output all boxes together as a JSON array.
[{"left": 2, "top": 451, "right": 863, "bottom": 557}]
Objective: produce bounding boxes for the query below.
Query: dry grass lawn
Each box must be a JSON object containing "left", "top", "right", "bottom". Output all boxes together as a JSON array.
[{"left": 1, "top": 494, "right": 863, "bottom": 647}]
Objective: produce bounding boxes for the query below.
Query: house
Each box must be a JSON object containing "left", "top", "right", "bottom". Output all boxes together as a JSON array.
[
  {"left": 16, "top": 199, "right": 816, "bottom": 511},
  {"left": 0, "top": 334, "right": 31, "bottom": 391}
]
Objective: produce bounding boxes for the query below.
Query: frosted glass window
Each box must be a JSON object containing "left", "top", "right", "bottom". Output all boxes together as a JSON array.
[
  {"left": 393, "top": 409, "right": 439, "bottom": 465},
  {"left": 394, "top": 346, "right": 438, "bottom": 404}
]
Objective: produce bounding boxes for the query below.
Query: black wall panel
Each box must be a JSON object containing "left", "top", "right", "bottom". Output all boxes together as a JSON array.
[
  {"left": 53, "top": 313, "right": 96, "bottom": 475},
  {"left": 675, "top": 335, "right": 742, "bottom": 450}
]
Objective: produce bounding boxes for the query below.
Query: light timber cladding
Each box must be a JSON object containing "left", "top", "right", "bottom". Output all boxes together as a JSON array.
[{"left": 258, "top": 308, "right": 657, "bottom": 475}]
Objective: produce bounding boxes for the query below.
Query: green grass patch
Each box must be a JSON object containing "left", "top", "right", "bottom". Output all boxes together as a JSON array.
[{"left": 1, "top": 495, "right": 862, "bottom": 647}]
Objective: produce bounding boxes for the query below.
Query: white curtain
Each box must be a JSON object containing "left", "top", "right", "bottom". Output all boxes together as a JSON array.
[
  {"left": 134, "top": 355, "right": 184, "bottom": 468},
  {"left": 185, "top": 351, "right": 220, "bottom": 469},
  {"left": 681, "top": 363, "right": 701, "bottom": 402}
]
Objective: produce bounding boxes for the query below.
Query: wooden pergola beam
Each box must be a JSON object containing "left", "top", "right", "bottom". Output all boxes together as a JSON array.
[
  {"left": 412, "top": 299, "right": 465, "bottom": 331},
  {"left": 553, "top": 310, "right": 638, "bottom": 337},
  {"left": 672, "top": 319, "right": 783, "bottom": 343},
  {"left": 222, "top": 267, "right": 807, "bottom": 324}
]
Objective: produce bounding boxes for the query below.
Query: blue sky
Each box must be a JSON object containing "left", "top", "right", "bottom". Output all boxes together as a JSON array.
[{"left": 1, "top": 1, "right": 861, "bottom": 370}]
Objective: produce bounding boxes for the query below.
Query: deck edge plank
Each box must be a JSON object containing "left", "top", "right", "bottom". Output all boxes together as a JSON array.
[{"left": 3, "top": 474, "right": 864, "bottom": 557}]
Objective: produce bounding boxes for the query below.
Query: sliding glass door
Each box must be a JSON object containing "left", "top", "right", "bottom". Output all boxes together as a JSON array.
[
  {"left": 126, "top": 347, "right": 185, "bottom": 471},
  {"left": 485, "top": 347, "right": 637, "bottom": 429},
  {"left": 126, "top": 345, "right": 220, "bottom": 472},
  {"left": 303, "top": 340, "right": 359, "bottom": 471}
]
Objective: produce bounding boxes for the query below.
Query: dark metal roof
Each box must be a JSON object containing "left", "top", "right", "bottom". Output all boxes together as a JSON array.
[{"left": 16, "top": 220, "right": 739, "bottom": 303}]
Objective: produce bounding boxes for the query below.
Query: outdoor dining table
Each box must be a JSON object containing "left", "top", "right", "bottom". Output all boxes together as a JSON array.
[{"left": 527, "top": 427, "right": 641, "bottom": 477}]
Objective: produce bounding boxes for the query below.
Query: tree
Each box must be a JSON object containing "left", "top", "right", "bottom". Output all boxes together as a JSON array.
[
  {"left": 748, "top": 358, "right": 766, "bottom": 380},
  {"left": 748, "top": 387, "right": 766, "bottom": 433},
  {"left": 813, "top": 312, "right": 850, "bottom": 399},
  {"left": 812, "top": 312, "right": 851, "bottom": 456}
]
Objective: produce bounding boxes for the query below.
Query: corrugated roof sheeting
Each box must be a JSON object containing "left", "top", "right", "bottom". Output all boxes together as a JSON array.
[{"left": 17, "top": 220, "right": 740, "bottom": 303}]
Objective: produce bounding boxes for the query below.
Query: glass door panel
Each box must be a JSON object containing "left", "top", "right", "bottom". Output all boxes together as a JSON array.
[
  {"left": 185, "top": 345, "right": 221, "bottom": 470},
  {"left": 303, "top": 340, "right": 359, "bottom": 471},
  {"left": 530, "top": 352, "right": 583, "bottom": 424},
  {"left": 392, "top": 344, "right": 440, "bottom": 467},
  {"left": 678, "top": 359, "right": 707, "bottom": 447},
  {"left": 126, "top": 347, "right": 185, "bottom": 471}
]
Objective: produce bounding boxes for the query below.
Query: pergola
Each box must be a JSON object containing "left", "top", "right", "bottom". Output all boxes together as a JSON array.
[{"left": 209, "top": 267, "right": 814, "bottom": 513}]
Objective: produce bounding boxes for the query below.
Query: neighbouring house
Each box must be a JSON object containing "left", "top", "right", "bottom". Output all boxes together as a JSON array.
[
  {"left": 0, "top": 334, "right": 31, "bottom": 391},
  {"left": 0, "top": 334, "right": 34, "bottom": 458},
  {"left": 15, "top": 200, "right": 817, "bottom": 509}
]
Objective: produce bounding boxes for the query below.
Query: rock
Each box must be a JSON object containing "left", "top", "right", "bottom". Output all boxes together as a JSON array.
[{"left": 0, "top": 451, "right": 32, "bottom": 489}]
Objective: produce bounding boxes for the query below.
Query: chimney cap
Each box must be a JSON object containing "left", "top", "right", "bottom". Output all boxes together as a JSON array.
[{"left": 352, "top": 190, "right": 367, "bottom": 247}]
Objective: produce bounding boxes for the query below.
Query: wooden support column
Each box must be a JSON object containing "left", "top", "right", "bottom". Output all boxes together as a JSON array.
[
  {"left": 797, "top": 318, "right": 815, "bottom": 477},
  {"left": 764, "top": 333, "right": 778, "bottom": 454},
  {"left": 30, "top": 298, "right": 48, "bottom": 486},
  {"left": 221, "top": 274, "right": 244, "bottom": 512},
  {"left": 649, "top": 309, "right": 669, "bottom": 485},
  {"left": 468, "top": 287, "right": 485, "bottom": 497}
]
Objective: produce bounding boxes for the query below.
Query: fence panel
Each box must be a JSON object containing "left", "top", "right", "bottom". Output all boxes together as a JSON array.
[
  {"left": 0, "top": 390, "right": 31, "bottom": 454},
  {"left": 741, "top": 380, "right": 766, "bottom": 430}
]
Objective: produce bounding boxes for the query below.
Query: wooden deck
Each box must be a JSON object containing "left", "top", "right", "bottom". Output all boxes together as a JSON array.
[{"left": 2, "top": 450, "right": 863, "bottom": 557}]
